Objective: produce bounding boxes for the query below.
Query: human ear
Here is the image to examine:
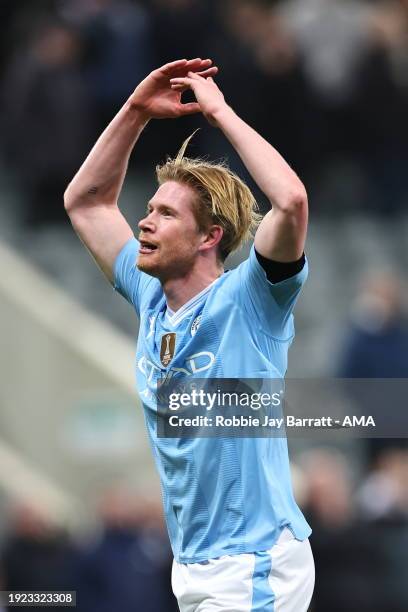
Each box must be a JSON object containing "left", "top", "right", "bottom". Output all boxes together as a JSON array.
[{"left": 198, "top": 225, "right": 223, "bottom": 252}]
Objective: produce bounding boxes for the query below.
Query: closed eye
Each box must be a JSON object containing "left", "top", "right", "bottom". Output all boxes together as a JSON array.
[
  {"left": 145, "top": 203, "right": 177, "bottom": 217},
  {"left": 161, "top": 208, "right": 173, "bottom": 217}
]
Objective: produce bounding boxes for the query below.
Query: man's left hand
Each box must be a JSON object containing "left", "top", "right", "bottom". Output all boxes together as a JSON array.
[{"left": 170, "top": 72, "right": 229, "bottom": 127}]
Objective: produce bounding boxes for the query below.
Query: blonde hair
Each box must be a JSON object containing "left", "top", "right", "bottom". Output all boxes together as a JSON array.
[{"left": 156, "top": 132, "right": 262, "bottom": 261}]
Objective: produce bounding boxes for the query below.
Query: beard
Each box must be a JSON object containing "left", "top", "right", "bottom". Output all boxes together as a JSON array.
[{"left": 137, "top": 241, "right": 197, "bottom": 282}]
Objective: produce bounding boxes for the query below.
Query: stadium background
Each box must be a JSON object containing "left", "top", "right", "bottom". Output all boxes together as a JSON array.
[{"left": 0, "top": 0, "right": 407, "bottom": 610}]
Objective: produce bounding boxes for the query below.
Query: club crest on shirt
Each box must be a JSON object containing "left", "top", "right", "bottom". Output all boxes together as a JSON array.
[
  {"left": 191, "top": 315, "right": 202, "bottom": 337},
  {"left": 160, "top": 332, "right": 176, "bottom": 366}
]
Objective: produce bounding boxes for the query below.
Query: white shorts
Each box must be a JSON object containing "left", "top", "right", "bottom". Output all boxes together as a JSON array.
[{"left": 172, "top": 528, "right": 315, "bottom": 612}]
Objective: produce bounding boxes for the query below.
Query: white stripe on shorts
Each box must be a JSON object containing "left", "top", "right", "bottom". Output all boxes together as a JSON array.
[{"left": 172, "top": 528, "right": 315, "bottom": 612}]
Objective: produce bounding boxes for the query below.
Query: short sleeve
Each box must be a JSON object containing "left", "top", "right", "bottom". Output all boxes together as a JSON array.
[
  {"left": 113, "top": 237, "right": 152, "bottom": 315},
  {"left": 231, "top": 244, "right": 308, "bottom": 339}
]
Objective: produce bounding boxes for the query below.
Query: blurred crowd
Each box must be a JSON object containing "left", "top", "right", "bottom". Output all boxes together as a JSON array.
[
  {"left": 300, "top": 446, "right": 408, "bottom": 612},
  {"left": 0, "top": 490, "right": 178, "bottom": 612},
  {"left": 1, "top": 0, "right": 408, "bottom": 225}
]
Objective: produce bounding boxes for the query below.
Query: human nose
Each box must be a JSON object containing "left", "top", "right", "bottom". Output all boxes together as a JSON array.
[{"left": 138, "top": 213, "right": 155, "bottom": 232}]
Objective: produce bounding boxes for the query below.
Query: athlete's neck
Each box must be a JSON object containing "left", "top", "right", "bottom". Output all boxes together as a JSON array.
[{"left": 163, "top": 265, "right": 223, "bottom": 312}]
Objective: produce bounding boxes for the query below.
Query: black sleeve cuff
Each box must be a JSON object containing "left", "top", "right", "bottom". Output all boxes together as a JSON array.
[{"left": 255, "top": 248, "right": 306, "bottom": 284}]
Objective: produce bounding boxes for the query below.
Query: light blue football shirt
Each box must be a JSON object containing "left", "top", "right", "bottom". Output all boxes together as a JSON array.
[{"left": 114, "top": 237, "right": 311, "bottom": 563}]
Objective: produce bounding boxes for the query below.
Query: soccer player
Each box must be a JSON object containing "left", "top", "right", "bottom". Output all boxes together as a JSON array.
[{"left": 64, "top": 58, "right": 314, "bottom": 611}]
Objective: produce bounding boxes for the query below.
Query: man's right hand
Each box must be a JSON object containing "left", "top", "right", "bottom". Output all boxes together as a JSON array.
[{"left": 129, "top": 58, "right": 218, "bottom": 121}]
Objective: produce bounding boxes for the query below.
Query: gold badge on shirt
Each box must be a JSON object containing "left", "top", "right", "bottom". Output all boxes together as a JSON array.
[{"left": 160, "top": 332, "right": 176, "bottom": 367}]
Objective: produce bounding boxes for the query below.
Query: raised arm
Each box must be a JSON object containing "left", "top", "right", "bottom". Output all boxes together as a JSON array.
[
  {"left": 64, "top": 59, "right": 218, "bottom": 283},
  {"left": 170, "top": 73, "right": 307, "bottom": 262}
]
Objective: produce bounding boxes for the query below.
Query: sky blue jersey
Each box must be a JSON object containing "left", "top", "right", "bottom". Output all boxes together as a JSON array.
[{"left": 114, "top": 238, "right": 311, "bottom": 563}]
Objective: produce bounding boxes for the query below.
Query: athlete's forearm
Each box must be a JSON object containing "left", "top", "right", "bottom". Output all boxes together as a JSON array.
[
  {"left": 64, "top": 100, "right": 149, "bottom": 213},
  {"left": 212, "top": 106, "right": 306, "bottom": 211}
]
